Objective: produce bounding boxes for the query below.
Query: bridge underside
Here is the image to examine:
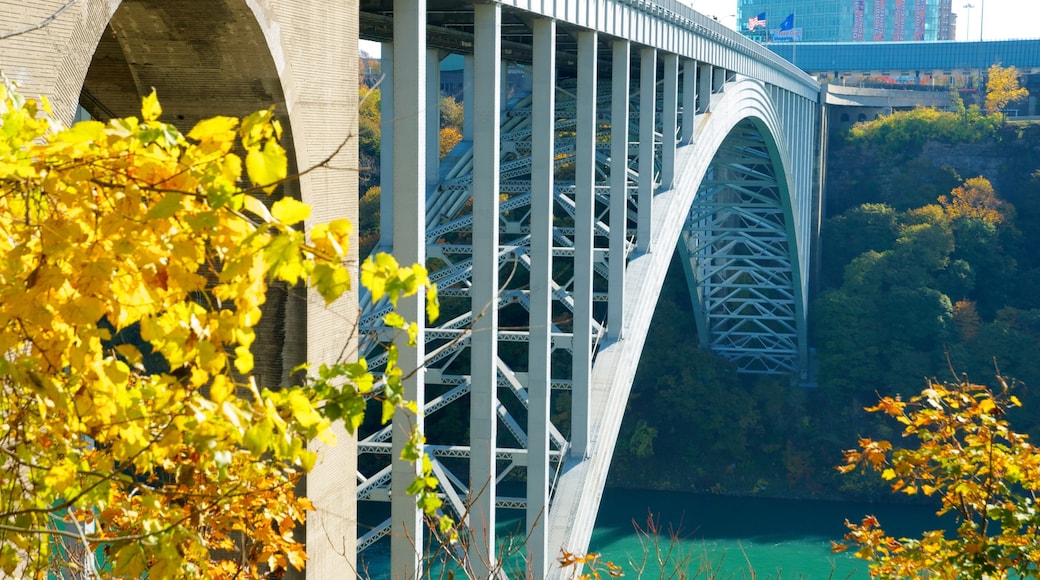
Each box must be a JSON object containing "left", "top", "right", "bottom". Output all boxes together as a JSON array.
[{"left": 359, "top": 2, "right": 815, "bottom": 577}]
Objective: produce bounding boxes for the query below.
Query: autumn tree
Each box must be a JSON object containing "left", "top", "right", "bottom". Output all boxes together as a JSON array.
[
  {"left": 939, "top": 176, "right": 1008, "bottom": 224},
  {"left": 985, "top": 64, "right": 1029, "bottom": 119},
  {"left": 0, "top": 83, "right": 440, "bottom": 578},
  {"left": 837, "top": 376, "right": 1040, "bottom": 578}
]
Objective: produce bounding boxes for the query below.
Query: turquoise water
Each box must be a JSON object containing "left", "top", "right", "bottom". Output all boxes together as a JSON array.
[
  {"left": 358, "top": 489, "right": 944, "bottom": 579},
  {"left": 589, "top": 489, "right": 945, "bottom": 580}
]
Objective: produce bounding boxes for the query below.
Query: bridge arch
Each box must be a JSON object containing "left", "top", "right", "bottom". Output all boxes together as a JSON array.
[
  {"left": 672, "top": 79, "right": 808, "bottom": 375},
  {"left": 2, "top": 1, "right": 360, "bottom": 576}
]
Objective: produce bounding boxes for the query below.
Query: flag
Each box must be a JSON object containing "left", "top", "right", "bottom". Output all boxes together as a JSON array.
[
  {"left": 780, "top": 13, "right": 795, "bottom": 31},
  {"left": 748, "top": 12, "right": 766, "bottom": 30}
]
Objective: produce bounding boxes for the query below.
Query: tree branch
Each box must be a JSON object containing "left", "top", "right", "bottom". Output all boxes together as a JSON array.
[{"left": 0, "top": 0, "right": 77, "bottom": 41}]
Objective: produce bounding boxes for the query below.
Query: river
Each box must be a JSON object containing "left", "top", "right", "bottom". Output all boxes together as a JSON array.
[{"left": 358, "top": 489, "right": 944, "bottom": 579}]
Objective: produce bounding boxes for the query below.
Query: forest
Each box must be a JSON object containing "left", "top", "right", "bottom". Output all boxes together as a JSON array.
[
  {"left": 355, "top": 57, "right": 1040, "bottom": 501},
  {"left": 609, "top": 90, "right": 1040, "bottom": 500}
]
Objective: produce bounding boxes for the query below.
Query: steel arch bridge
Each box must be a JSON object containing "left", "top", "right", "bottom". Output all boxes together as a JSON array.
[{"left": 360, "top": 1, "right": 821, "bottom": 578}]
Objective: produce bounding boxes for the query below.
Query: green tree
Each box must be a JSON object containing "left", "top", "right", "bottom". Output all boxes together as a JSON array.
[{"left": 837, "top": 377, "right": 1040, "bottom": 579}]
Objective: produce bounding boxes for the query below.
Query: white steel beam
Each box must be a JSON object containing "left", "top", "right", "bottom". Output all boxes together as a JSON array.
[
  {"left": 608, "top": 39, "right": 630, "bottom": 340},
  {"left": 380, "top": 42, "right": 394, "bottom": 244},
  {"left": 682, "top": 59, "right": 696, "bottom": 144},
  {"left": 527, "top": 17, "right": 556, "bottom": 578},
  {"left": 637, "top": 47, "right": 656, "bottom": 253},
  {"left": 698, "top": 61, "right": 711, "bottom": 113},
  {"left": 572, "top": 29, "right": 598, "bottom": 458},
  {"left": 464, "top": 54, "right": 475, "bottom": 139},
  {"left": 428, "top": 48, "right": 441, "bottom": 186},
  {"left": 661, "top": 53, "right": 678, "bottom": 189},
  {"left": 470, "top": 3, "right": 501, "bottom": 576},
  {"left": 390, "top": 0, "right": 426, "bottom": 577}
]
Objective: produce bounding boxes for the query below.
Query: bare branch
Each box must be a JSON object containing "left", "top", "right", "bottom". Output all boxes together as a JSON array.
[{"left": 0, "top": 0, "right": 77, "bottom": 41}]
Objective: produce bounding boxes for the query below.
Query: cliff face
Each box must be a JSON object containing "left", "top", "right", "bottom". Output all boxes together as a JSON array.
[{"left": 825, "top": 124, "right": 1040, "bottom": 219}]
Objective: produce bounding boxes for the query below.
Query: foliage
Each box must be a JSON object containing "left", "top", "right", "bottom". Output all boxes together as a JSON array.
[
  {"left": 939, "top": 176, "right": 1007, "bottom": 224},
  {"left": 985, "top": 64, "right": 1029, "bottom": 116},
  {"left": 358, "top": 85, "right": 381, "bottom": 195},
  {"left": 837, "top": 377, "right": 1040, "bottom": 578},
  {"left": 846, "top": 106, "right": 999, "bottom": 156},
  {"left": 439, "top": 126, "right": 463, "bottom": 159},
  {"left": 439, "top": 95, "right": 464, "bottom": 131},
  {"left": 0, "top": 84, "right": 440, "bottom": 578}
]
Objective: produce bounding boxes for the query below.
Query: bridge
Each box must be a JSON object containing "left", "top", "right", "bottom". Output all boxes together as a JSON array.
[
  {"left": 358, "top": 1, "right": 820, "bottom": 577},
  {"left": 1, "top": 0, "right": 819, "bottom": 577}
]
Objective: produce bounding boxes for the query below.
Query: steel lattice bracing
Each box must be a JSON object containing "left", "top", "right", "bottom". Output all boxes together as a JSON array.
[
  {"left": 359, "top": 1, "right": 820, "bottom": 577},
  {"left": 679, "top": 121, "right": 802, "bottom": 374}
]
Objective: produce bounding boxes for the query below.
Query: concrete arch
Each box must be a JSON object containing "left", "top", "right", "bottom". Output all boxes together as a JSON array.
[{"left": 1, "top": 2, "right": 359, "bottom": 577}]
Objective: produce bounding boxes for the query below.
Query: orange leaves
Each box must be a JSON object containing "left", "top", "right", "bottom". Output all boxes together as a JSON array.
[
  {"left": 838, "top": 377, "right": 1040, "bottom": 578},
  {"left": 938, "top": 176, "right": 1007, "bottom": 224}
]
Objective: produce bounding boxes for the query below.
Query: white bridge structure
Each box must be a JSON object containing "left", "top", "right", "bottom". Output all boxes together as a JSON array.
[{"left": 359, "top": 0, "right": 822, "bottom": 578}]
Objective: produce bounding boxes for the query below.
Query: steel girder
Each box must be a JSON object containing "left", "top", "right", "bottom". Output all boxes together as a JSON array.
[
  {"left": 678, "top": 121, "right": 801, "bottom": 374},
  {"left": 357, "top": 76, "right": 640, "bottom": 571},
  {"left": 357, "top": 67, "right": 806, "bottom": 577}
]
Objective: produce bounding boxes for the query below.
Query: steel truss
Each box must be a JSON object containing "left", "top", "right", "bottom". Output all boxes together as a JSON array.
[
  {"left": 358, "top": 57, "right": 805, "bottom": 575},
  {"left": 679, "top": 121, "right": 801, "bottom": 374}
]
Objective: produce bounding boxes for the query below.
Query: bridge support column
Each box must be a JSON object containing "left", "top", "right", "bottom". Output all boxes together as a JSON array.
[
  {"left": 637, "top": 47, "right": 656, "bottom": 253},
  {"left": 608, "top": 39, "right": 630, "bottom": 340},
  {"left": 389, "top": 0, "right": 426, "bottom": 577},
  {"left": 463, "top": 54, "right": 475, "bottom": 139},
  {"left": 682, "top": 59, "right": 696, "bottom": 144},
  {"left": 428, "top": 48, "right": 441, "bottom": 186},
  {"left": 528, "top": 19, "right": 556, "bottom": 576},
  {"left": 661, "top": 53, "right": 678, "bottom": 190},
  {"left": 470, "top": 3, "right": 501, "bottom": 576},
  {"left": 698, "top": 62, "right": 711, "bottom": 113},
  {"left": 712, "top": 66, "right": 726, "bottom": 92},
  {"left": 572, "top": 29, "right": 598, "bottom": 458},
  {"left": 380, "top": 42, "right": 395, "bottom": 243}
]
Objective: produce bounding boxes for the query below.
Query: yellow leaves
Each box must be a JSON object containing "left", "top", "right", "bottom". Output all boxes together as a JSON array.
[
  {"left": 141, "top": 89, "right": 163, "bottom": 122},
  {"left": 245, "top": 139, "right": 287, "bottom": 194},
  {"left": 0, "top": 84, "right": 443, "bottom": 580},
  {"left": 188, "top": 115, "right": 239, "bottom": 143},
  {"left": 361, "top": 252, "right": 438, "bottom": 320},
  {"left": 287, "top": 391, "right": 323, "bottom": 430},
  {"left": 271, "top": 197, "right": 310, "bottom": 225},
  {"left": 43, "top": 460, "right": 77, "bottom": 493}
]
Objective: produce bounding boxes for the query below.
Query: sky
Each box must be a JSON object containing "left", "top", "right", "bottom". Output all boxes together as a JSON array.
[{"left": 688, "top": 0, "right": 1040, "bottom": 41}]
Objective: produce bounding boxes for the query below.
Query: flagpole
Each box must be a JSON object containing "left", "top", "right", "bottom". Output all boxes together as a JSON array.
[{"left": 792, "top": 10, "right": 797, "bottom": 67}]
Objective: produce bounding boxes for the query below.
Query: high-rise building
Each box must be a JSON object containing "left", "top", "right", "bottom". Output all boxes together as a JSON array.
[{"left": 738, "top": 0, "right": 957, "bottom": 43}]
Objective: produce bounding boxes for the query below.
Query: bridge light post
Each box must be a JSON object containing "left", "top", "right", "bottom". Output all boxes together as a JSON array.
[{"left": 962, "top": 3, "right": 973, "bottom": 41}]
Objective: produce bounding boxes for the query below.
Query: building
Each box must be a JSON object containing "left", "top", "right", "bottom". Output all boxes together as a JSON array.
[
  {"left": 739, "top": 0, "right": 956, "bottom": 43},
  {"left": 767, "top": 39, "right": 1040, "bottom": 115}
]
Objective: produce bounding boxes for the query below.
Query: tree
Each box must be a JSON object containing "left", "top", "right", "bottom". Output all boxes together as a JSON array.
[
  {"left": 439, "top": 126, "right": 463, "bottom": 159},
  {"left": 939, "top": 176, "right": 1008, "bottom": 224},
  {"left": 0, "top": 84, "right": 440, "bottom": 578},
  {"left": 837, "top": 376, "right": 1040, "bottom": 578},
  {"left": 985, "top": 64, "right": 1029, "bottom": 118}
]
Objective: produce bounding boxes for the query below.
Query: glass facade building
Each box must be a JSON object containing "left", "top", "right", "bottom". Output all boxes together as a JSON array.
[{"left": 739, "top": 0, "right": 956, "bottom": 42}]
